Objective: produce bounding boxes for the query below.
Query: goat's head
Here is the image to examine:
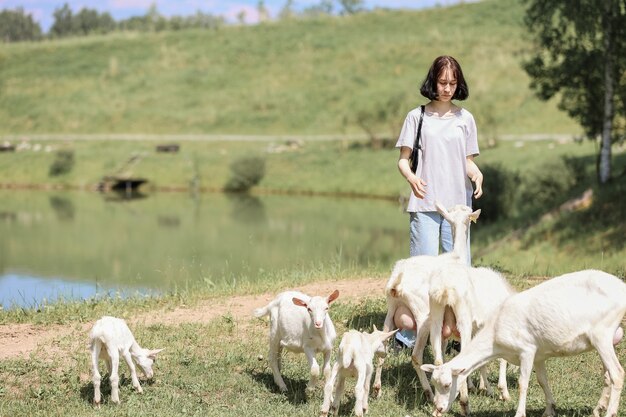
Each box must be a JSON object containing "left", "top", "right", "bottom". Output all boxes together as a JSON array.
[
  {"left": 293, "top": 290, "right": 339, "bottom": 329},
  {"left": 434, "top": 202, "right": 480, "bottom": 238},
  {"left": 369, "top": 325, "right": 398, "bottom": 357},
  {"left": 421, "top": 363, "right": 464, "bottom": 416},
  {"left": 135, "top": 348, "right": 165, "bottom": 379}
]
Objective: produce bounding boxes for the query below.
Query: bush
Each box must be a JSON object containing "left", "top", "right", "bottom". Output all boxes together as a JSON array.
[
  {"left": 223, "top": 156, "right": 266, "bottom": 192},
  {"left": 473, "top": 163, "right": 520, "bottom": 223},
  {"left": 518, "top": 158, "right": 576, "bottom": 212},
  {"left": 48, "top": 149, "right": 75, "bottom": 176}
]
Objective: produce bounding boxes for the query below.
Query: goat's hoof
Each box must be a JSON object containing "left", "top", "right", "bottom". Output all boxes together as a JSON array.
[{"left": 460, "top": 401, "right": 470, "bottom": 416}]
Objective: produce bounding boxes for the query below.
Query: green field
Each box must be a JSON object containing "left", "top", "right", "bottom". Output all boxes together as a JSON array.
[
  {"left": 2, "top": 293, "right": 626, "bottom": 416},
  {"left": 0, "top": 0, "right": 579, "bottom": 138}
]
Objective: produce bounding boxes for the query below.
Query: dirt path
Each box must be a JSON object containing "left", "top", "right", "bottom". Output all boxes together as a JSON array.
[{"left": 0, "top": 277, "right": 385, "bottom": 361}]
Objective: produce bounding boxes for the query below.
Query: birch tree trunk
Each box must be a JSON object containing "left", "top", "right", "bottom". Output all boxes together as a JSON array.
[{"left": 599, "top": 0, "right": 615, "bottom": 184}]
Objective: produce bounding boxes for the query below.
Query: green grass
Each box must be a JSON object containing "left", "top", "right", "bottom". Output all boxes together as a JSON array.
[
  {"left": 1, "top": 293, "right": 625, "bottom": 416},
  {"left": 0, "top": 0, "right": 580, "bottom": 138}
]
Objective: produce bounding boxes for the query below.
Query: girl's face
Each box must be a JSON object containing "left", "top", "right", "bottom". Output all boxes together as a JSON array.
[{"left": 436, "top": 67, "right": 457, "bottom": 102}]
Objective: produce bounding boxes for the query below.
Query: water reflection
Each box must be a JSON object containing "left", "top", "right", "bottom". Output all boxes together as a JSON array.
[{"left": 0, "top": 190, "right": 407, "bottom": 309}]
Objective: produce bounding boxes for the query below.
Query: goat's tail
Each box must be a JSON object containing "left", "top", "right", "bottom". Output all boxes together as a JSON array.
[
  {"left": 253, "top": 297, "right": 280, "bottom": 318},
  {"left": 338, "top": 340, "right": 354, "bottom": 369},
  {"left": 385, "top": 269, "right": 404, "bottom": 298}
]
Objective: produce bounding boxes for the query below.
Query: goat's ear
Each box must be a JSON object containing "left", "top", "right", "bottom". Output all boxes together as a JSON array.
[
  {"left": 451, "top": 367, "right": 465, "bottom": 376},
  {"left": 382, "top": 329, "right": 398, "bottom": 340},
  {"left": 421, "top": 364, "right": 436, "bottom": 373},
  {"left": 434, "top": 200, "right": 446, "bottom": 212},
  {"left": 470, "top": 209, "right": 481, "bottom": 223},
  {"left": 147, "top": 348, "right": 165, "bottom": 359},
  {"left": 292, "top": 297, "right": 308, "bottom": 308},
  {"left": 372, "top": 324, "right": 378, "bottom": 332},
  {"left": 327, "top": 289, "right": 339, "bottom": 304}
]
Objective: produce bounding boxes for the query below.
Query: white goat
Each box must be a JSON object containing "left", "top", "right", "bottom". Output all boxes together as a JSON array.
[
  {"left": 254, "top": 289, "right": 339, "bottom": 393},
  {"left": 320, "top": 326, "right": 398, "bottom": 417},
  {"left": 89, "top": 316, "right": 164, "bottom": 404},
  {"left": 373, "top": 204, "right": 480, "bottom": 400},
  {"left": 428, "top": 261, "right": 515, "bottom": 413},
  {"left": 422, "top": 269, "right": 626, "bottom": 417}
]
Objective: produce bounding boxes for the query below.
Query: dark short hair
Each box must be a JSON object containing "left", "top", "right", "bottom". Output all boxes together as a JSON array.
[{"left": 419, "top": 55, "right": 469, "bottom": 101}]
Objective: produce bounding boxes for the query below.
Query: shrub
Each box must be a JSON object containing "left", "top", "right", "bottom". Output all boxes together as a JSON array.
[
  {"left": 473, "top": 163, "right": 520, "bottom": 223},
  {"left": 48, "top": 149, "right": 75, "bottom": 176},
  {"left": 518, "top": 158, "right": 576, "bottom": 212},
  {"left": 223, "top": 156, "right": 266, "bottom": 192}
]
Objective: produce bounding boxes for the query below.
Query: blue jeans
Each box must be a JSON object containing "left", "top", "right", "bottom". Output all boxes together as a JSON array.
[{"left": 409, "top": 211, "right": 471, "bottom": 265}]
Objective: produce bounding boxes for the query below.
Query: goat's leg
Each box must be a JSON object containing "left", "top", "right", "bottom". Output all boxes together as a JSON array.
[
  {"left": 269, "top": 340, "right": 287, "bottom": 392},
  {"left": 497, "top": 359, "right": 511, "bottom": 401},
  {"left": 429, "top": 303, "right": 445, "bottom": 366},
  {"left": 353, "top": 360, "right": 367, "bottom": 417},
  {"left": 332, "top": 373, "right": 347, "bottom": 413},
  {"left": 477, "top": 365, "right": 493, "bottom": 396},
  {"left": 322, "top": 348, "right": 332, "bottom": 382},
  {"left": 362, "top": 365, "right": 374, "bottom": 414},
  {"left": 594, "top": 341, "right": 624, "bottom": 417},
  {"left": 320, "top": 362, "right": 339, "bottom": 417},
  {"left": 91, "top": 342, "right": 102, "bottom": 405},
  {"left": 455, "top": 308, "right": 473, "bottom": 416},
  {"left": 594, "top": 367, "right": 611, "bottom": 417},
  {"left": 534, "top": 361, "right": 556, "bottom": 417},
  {"left": 122, "top": 350, "right": 143, "bottom": 394},
  {"left": 412, "top": 320, "right": 434, "bottom": 402},
  {"left": 513, "top": 352, "right": 536, "bottom": 417},
  {"left": 108, "top": 348, "right": 121, "bottom": 404},
  {"left": 373, "top": 306, "right": 396, "bottom": 398},
  {"left": 304, "top": 347, "right": 321, "bottom": 392}
]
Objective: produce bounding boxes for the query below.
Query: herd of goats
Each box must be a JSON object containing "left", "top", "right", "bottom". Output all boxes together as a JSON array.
[{"left": 87, "top": 204, "right": 626, "bottom": 417}]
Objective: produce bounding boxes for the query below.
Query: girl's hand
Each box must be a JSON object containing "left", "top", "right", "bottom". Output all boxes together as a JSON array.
[
  {"left": 471, "top": 172, "right": 483, "bottom": 198},
  {"left": 408, "top": 175, "right": 427, "bottom": 199}
]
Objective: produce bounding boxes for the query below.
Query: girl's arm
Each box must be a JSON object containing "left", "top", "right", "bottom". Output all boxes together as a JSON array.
[
  {"left": 398, "top": 146, "right": 426, "bottom": 199},
  {"left": 466, "top": 156, "right": 483, "bottom": 199}
]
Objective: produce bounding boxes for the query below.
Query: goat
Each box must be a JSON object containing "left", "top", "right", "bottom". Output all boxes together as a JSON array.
[
  {"left": 428, "top": 262, "right": 515, "bottom": 413},
  {"left": 320, "top": 325, "right": 398, "bottom": 417},
  {"left": 254, "top": 289, "right": 339, "bottom": 393},
  {"left": 373, "top": 203, "right": 480, "bottom": 400},
  {"left": 89, "top": 316, "right": 164, "bottom": 404},
  {"left": 422, "top": 269, "right": 626, "bottom": 417}
]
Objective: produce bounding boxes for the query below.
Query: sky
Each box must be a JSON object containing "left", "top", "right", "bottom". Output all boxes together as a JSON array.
[{"left": 0, "top": 0, "right": 472, "bottom": 33}]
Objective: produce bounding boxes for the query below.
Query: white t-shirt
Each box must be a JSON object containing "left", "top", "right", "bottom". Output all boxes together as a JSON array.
[{"left": 396, "top": 106, "right": 479, "bottom": 213}]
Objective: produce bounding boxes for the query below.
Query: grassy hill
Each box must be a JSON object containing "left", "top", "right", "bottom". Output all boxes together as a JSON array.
[{"left": 0, "top": 0, "right": 580, "bottom": 137}]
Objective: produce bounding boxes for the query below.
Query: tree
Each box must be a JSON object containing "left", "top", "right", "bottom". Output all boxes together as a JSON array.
[
  {"left": 278, "top": 0, "right": 295, "bottom": 20},
  {"left": 257, "top": 1, "right": 270, "bottom": 22},
  {"left": 338, "top": 0, "right": 363, "bottom": 15},
  {"left": 50, "top": 3, "right": 74, "bottom": 37},
  {"left": 523, "top": 0, "right": 626, "bottom": 184},
  {"left": 0, "top": 8, "right": 42, "bottom": 42}
]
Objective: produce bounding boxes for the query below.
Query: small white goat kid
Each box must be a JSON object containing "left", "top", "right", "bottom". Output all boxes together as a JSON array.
[
  {"left": 373, "top": 204, "right": 480, "bottom": 400},
  {"left": 422, "top": 270, "right": 626, "bottom": 417},
  {"left": 320, "top": 326, "right": 397, "bottom": 417},
  {"left": 254, "top": 289, "right": 340, "bottom": 393},
  {"left": 89, "top": 316, "right": 164, "bottom": 404}
]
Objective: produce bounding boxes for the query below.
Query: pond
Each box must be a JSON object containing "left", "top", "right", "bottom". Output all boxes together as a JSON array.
[{"left": 0, "top": 190, "right": 408, "bottom": 309}]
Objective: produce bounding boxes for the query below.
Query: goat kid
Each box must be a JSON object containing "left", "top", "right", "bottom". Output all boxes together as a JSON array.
[
  {"left": 254, "top": 289, "right": 339, "bottom": 393},
  {"left": 422, "top": 270, "right": 626, "bottom": 417},
  {"left": 320, "top": 326, "right": 397, "bottom": 417},
  {"left": 89, "top": 316, "right": 164, "bottom": 405}
]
